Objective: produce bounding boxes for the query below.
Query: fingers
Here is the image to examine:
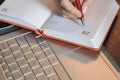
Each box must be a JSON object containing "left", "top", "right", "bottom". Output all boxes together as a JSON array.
[
  {"left": 56, "top": 0, "right": 93, "bottom": 19},
  {"left": 58, "top": 0, "right": 82, "bottom": 19},
  {"left": 61, "top": 9, "right": 78, "bottom": 19}
]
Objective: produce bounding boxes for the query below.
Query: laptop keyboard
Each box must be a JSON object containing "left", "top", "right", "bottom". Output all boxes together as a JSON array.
[{"left": 0, "top": 30, "right": 71, "bottom": 80}]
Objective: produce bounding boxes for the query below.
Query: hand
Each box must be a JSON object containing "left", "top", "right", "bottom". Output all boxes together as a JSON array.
[{"left": 55, "top": 0, "right": 93, "bottom": 19}]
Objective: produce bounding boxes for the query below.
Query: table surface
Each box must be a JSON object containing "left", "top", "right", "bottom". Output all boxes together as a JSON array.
[{"left": 47, "top": 38, "right": 120, "bottom": 80}]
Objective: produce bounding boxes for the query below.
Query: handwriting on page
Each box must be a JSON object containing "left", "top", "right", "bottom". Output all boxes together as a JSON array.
[
  {"left": 82, "top": 31, "right": 91, "bottom": 36},
  {"left": 81, "top": 20, "right": 91, "bottom": 36}
]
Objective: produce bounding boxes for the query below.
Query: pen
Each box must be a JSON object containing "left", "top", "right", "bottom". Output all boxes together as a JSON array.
[{"left": 75, "top": 0, "right": 85, "bottom": 26}]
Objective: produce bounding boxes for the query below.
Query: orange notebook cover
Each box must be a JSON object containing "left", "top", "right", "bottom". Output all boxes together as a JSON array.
[{"left": 0, "top": 0, "right": 119, "bottom": 51}]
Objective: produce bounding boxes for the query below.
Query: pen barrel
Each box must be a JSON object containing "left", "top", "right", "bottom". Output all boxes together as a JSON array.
[
  {"left": 75, "top": 0, "right": 84, "bottom": 18},
  {"left": 75, "top": 0, "right": 82, "bottom": 11}
]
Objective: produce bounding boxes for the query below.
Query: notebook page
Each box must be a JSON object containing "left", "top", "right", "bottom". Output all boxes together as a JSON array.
[
  {"left": 42, "top": 0, "right": 114, "bottom": 38},
  {"left": 0, "top": 0, "right": 56, "bottom": 29},
  {"left": 42, "top": 0, "right": 119, "bottom": 48}
]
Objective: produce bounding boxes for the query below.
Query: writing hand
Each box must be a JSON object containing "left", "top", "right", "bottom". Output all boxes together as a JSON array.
[{"left": 56, "top": 0, "right": 93, "bottom": 19}]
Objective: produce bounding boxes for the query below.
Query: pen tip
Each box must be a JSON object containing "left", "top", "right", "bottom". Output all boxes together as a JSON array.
[{"left": 81, "top": 18, "right": 85, "bottom": 26}]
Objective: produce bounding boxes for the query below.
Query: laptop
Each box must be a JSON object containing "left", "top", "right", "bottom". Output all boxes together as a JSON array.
[
  {"left": 0, "top": 22, "right": 72, "bottom": 80},
  {"left": 0, "top": 22, "right": 120, "bottom": 80}
]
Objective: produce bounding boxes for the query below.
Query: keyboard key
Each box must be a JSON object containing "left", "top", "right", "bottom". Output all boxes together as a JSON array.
[
  {"left": 28, "top": 59, "right": 39, "bottom": 68},
  {"left": 7, "top": 39, "right": 17, "bottom": 46},
  {"left": 5, "top": 71, "right": 13, "bottom": 80},
  {"left": 48, "top": 74, "right": 60, "bottom": 80},
  {"left": 35, "top": 37, "right": 42, "bottom": 43},
  {"left": 12, "top": 70, "right": 23, "bottom": 80},
  {"left": 0, "top": 42, "right": 9, "bottom": 50},
  {"left": 48, "top": 55, "right": 59, "bottom": 65},
  {"left": 2, "top": 64, "right": 9, "bottom": 71},
  {"left": 53, "top": 64, "right": 70, "bottom": 80},
  {"left": 2, "top": 50, "right": 12, "bottom": 58},
  {"left": 44, "top": 49, "right": 54, "bottom": 56},
  {"left": 17, "top": 58, "right": 27, "bottom": 66},
  {"left": 37, "top": 74, "right": 48, "bottom": 80},
  {"left": 25, "top": 33, "right": 38, "bottom": 47},
  {"left": 35, "top": 52, "right": 46, "bottom": 60},
  {"left": 24, "top": 73, "right": 36, "bottom": 80},
  {"left": 6, "top": 56, "right": 15, "bottom": 65},
  {"left": 13, "top": 51, "right": 24, "bottom": 59},
  {"left": 16, "top": 36, "right": 28, "bottom": 47},
  {"left": 44, "top": 67, "right": 55, "bottom": 76},
  {"left": 32, "top": 66, "right": 43, "bottom": 76},
  {"left": 10, "top": 45, "right": 20, "bottom": 52},
  {"left": 21, "top": 65, "right": 31, "bottom": 74},
  {"left": 21, "top": 46, "right": 31, "bottom": 53},
  {"left": 40, "top": 59, "right": 50, "bottom": 68},
  {"left": 9, "top": 63, "right": 19, "bottom": 72},
  {"left": 32, "top": 45, "right": 42, "bottom": 53},
  {"left": 25, "top": 52, "right": 35, "bottom": 60},
  {"left": 40, "top": 42, "right": 49, "bottom": 49}
]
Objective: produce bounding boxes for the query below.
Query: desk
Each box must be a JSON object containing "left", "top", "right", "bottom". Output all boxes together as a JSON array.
[{"left": 47, "top": 38, "right": 120, "bottom": 80}]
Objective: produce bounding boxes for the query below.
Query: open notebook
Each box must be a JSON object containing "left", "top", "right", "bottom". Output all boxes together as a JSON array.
[{"left": 0, "top": 0, "right": 119, "bottom": 51}]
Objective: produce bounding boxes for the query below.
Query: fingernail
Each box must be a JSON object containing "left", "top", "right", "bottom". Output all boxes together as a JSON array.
[{"left": 83, "top": 6, "right": 88, "bottom": 14}]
